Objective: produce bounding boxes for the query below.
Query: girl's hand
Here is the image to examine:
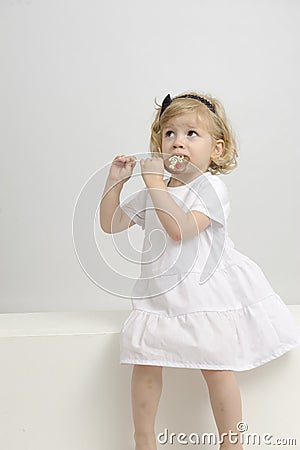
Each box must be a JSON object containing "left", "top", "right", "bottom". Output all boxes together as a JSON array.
[
  {"left": 140, "top": 155, "right": 165, "bottom": 188},
  {"left": 108, "top": 154, "right": 137, "bottom": 185}
]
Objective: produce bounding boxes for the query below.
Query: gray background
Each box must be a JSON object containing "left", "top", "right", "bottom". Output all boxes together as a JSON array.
[{"left": 1, "top": 0, "right": 299, "bottom": 312}]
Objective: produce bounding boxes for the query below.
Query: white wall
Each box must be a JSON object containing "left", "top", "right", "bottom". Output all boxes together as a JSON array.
[{"left": 1, "top": 0, "right": 299, "bottom": 312}]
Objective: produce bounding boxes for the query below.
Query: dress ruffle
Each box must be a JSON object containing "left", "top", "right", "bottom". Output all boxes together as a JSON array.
[
  {"left": 120, "top": 253, "right": 300, "bottom": 371},
  {"left": 120, "top": 294, "right": 300, "bottom": 371}
]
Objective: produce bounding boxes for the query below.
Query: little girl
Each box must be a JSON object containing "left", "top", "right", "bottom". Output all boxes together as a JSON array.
[{"left": 100, "top": 91, "right": 300, "bottom": 450}]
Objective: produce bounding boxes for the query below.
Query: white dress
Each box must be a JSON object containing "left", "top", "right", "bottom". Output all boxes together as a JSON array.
[{"left": 119, "top": 171, "right": 300, "bottom": 371}]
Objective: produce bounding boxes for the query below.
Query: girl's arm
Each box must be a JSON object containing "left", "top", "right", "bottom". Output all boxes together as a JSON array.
[
  {"left": 147, "top": 180, "right": 211, "bottom": 241},
  {"left": 100, "top": 178, "right": 136, "bottom": 233},
  {"left": 100, "top": 155, "right": 137, "bottom": 233}
]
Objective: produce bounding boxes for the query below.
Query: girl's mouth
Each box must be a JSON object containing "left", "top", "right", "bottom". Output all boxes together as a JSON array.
[{"left": 168, "top": 154, "right": 190, "bottom": 169}]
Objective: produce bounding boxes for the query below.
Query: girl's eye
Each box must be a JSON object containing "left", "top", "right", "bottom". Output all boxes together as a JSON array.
[
  {"left": 188, "top": 130, "right": 198, "bottom": 136},
  {"left": 165, "top": 130, "right": 174, "bottom": 137}
]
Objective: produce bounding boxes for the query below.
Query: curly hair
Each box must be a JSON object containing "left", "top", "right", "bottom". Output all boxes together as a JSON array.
[{"left": 149, "top": 91, "right": 238, "bottom": 175}]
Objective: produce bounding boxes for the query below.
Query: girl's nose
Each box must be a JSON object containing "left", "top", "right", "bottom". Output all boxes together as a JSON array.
[{"left": 173, "top": 136, "right": 185, "bottom": 148}]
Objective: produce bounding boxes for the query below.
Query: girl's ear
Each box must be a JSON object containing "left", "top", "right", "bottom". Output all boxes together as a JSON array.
[{"left": 212, "top": 139, "right": 225, "bottom": 158}]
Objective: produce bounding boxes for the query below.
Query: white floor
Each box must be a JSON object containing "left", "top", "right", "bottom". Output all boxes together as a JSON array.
[{"left": 0, "top": 308, "right": 299, "bottom": 450}]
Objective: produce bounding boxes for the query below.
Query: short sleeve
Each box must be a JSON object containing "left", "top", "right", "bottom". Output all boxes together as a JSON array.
[
  {"left": 120, "top": 187, "right": 148, "bottom": 230},
  {"left": 189, "top": 176, "right": 230, "bottom": 227}
]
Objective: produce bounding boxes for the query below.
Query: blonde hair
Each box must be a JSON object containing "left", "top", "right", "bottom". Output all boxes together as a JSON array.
[{"left": 150, "top": 91, "right": 238, "bottom": 175}]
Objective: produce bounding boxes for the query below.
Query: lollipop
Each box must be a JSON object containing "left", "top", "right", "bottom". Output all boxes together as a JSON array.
[{"left": 167, "top": 154, "right": 190, "bottom": 171}]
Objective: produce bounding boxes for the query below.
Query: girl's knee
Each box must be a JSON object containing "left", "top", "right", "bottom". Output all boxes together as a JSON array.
[
  {"left": 133, "top": 364, "right": 163, "bottom": 383},
  {"left": 201, "top": 369, "right": 234, "bottom": 383}
]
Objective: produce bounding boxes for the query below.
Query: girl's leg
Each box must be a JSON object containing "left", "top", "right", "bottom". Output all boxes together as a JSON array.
[
  {"left": 201, "top": 369, "right": 244, "bottom": 450},
  {"left": 131, "top": 364, "right": 163, "bottom": 450}
]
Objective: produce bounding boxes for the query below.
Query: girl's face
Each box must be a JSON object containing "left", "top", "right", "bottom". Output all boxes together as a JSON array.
[{"left": 161, "top": 112, "right": 224, "bottom": 179}]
